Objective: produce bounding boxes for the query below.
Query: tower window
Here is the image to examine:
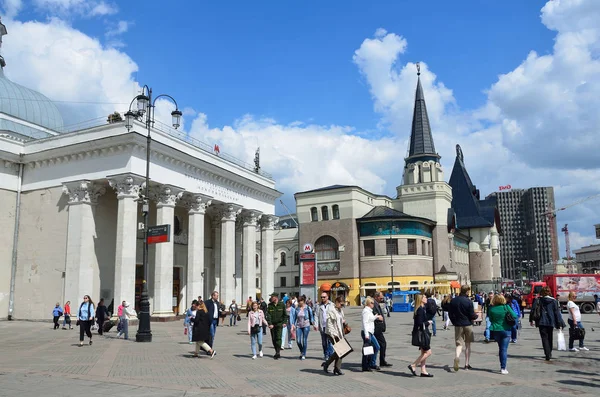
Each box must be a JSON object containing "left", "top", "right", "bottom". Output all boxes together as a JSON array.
[
  {"left": 321, "top": 206, "right": 329, "bottom": 221},
  {"left": 310, "top": 207, "right": 318, "bottom": 222},
  {"left": 332, "top": 205, "right": 340, "bottom": 219}
]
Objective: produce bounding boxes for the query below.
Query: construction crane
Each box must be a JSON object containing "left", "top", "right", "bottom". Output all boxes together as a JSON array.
[
  {"left": 561, "top": 224, "right": 573, "bottom": 273},
  {"left": 541, "top": 193, "right": 600, "bottom": 274}
]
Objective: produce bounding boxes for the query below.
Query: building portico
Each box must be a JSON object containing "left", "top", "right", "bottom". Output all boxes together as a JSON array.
[{"left": 1, "top": 120, "right": 280, "bottom": 321}]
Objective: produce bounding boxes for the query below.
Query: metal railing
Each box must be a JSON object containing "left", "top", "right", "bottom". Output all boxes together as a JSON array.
[{"left": 54, "top": 117, "right": 273, "bottom": 180}]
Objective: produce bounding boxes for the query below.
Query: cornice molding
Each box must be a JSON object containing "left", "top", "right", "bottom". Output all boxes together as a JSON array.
[
  {"left": 19, "top": 132, "right": 280, "bottom": 205},
  {"left": 62, "top": 180, "right": 106, "bottom": 205}
]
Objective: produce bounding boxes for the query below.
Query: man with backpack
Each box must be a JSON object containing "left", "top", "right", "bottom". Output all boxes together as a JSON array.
[{"left": 425, "top": 292, "right": 438, "bottom": 337}]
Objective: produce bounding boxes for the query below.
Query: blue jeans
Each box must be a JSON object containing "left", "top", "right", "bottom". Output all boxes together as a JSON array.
[
  {"left": 118, "top": 318, "right": 129, "bottom": 340},
  {"left": 484, "top": 317, "right": 492, "bottom": 340},
  {"left": 320, "top": 330, "right": 333, "bottom": 359},
  {"left": 361, "top": 331, "right": 380, "bottom": 369},
  {"left": 250, "top": 330, "right": 263, "bottom": 355},
  {"left": 296, "top": 326, "right": 310, "bottom": 356},
  {"left": 209, "top": 318, "right": 218, "bottom": 347},
  {"left": 430, "top": 317, "right": 437, "bottom": 336},
  {"left": 230, "top": 313, "right": 237, "bottom": 326},
  {"left": 491, "top": 330, "right": 511, "bottom": 370},
  {"left": 567, "top": 319, "right": 585, "bottom": 349},
  {"left": 511, "top": 324, "right": 518, "bottom": 341},
  {"left": 187, "top": 324, "right": 193, "bottom": 342}
]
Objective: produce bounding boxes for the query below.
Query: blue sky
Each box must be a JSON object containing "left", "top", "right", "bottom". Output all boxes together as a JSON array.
[
  {"left": 15, "top": 0, "right": 553, "bottom": 130},
  {"left": 2, "top": 0, "right": 600, "bottom": 252}
]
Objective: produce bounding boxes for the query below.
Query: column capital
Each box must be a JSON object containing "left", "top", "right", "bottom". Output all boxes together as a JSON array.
[
  {"left": 62, "top": 180, "right": 106, "bottom": 205},
  {"left": 217, "top": 203, "right": 243, "bottom": 222},
  {"left": 182, "top": 193, "right": 212, "bottom": 215},
  {"left": 150, "top": 184, "right": 184, "bottom": 208},
  {"left": 260, "top": 214, "right": 279, "bottom": 230},
  {"left": 241, "top": 209, "right": 262, "bottom": 227},
  {"left": 108, "top": 173, "right": 145, "bottom": 199}
]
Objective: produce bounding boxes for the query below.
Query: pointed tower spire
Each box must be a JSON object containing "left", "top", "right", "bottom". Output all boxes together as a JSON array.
[{"left": 406, "top": 63, "right": 439, "bottom": 164}]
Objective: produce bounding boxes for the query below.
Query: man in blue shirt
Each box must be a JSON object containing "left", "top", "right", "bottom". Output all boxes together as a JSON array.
[{"left": 52, "top": 303, "right": 63, "bottom": 330}]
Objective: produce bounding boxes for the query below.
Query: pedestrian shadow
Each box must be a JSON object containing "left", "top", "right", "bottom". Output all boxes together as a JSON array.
[
  {"left": 557, "top": 369, "right": 596, "bottom": 376},
  {"left": 380, "top": 370, "right": 414, "bottom": 378},
  {"left": 299, "top": 368, "right": 334, "bottom": 376},
  {"left": 557, "top": 379, "right": 599, "bottom": 388}
]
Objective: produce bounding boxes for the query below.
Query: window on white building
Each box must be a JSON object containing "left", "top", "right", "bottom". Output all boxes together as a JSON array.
[
  {"left": 321, "top": 206, "right": 329, "bottom": 221},
  {"left": 332, "top": 205, "right": 340, "bottom": 219},
  {"left": 310, "top": 207, "right": 318, "bottom": 222},
  {"left": 364, "top": 240, "right": 375, "bottom": 256}
]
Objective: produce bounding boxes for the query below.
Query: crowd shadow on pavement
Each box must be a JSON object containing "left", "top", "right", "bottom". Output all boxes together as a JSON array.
[{"left": 557, "top": 379, "right": 599, "bottom": 388}]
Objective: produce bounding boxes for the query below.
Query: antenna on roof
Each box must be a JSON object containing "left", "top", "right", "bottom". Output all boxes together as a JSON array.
[{"left": 416, "top": 62, "right": 420, "bottom": 76}]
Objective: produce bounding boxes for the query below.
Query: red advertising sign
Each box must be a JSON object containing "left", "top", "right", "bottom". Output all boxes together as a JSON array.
[
  {"left": 302, "top": 261, "right": 315, "bottom": 285},
  {"left": 499, "top": 185, "right": 512, "bottom": 191}
]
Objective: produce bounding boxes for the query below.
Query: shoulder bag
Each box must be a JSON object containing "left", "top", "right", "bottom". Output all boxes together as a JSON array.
[{"left": 504, "top": 305, "right": 516, "bottom": 326}]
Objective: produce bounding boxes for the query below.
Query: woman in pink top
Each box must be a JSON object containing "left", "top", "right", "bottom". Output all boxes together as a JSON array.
[
  {"left": 62, "top": 301, "right": 72, "bottom": 330},
  {"left": 247, "top": 301, "right": 269, "bottom": 359}
]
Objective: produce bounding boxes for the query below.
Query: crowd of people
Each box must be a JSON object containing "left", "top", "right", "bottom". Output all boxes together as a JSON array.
[{"left": 51, "top": 285, "right": 598, "bottom": 377}]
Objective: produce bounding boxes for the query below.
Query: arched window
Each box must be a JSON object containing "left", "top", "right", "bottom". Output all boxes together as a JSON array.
[
  {"left": 280, "top": 252, "right": 286, "bottom": 266},
  {"left": 332, "top": 204, "right": 340, "bottom": 219},
  {"left": 310, "top": 207, "right": 318, "bottom": 222},
  {"left": 255, "top": 254, "right": 259, "bottom": 268},
  {"left": 294, "top": 251, "right": 299, "bottom": 266},
  {"left": 315, "top": 235, "right": 339, "bottom": 261},
  {"left": 321, "top": 206, "right": 329, "bottom": 221}
]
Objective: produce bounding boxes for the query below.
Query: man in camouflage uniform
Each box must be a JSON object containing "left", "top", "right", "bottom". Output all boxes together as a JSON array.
[{"left": 266, "top": 292, "right": 288, "bottom": 359}]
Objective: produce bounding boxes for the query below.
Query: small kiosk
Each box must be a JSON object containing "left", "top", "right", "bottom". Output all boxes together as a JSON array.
[{"left": 392, "top": 290, "right": 420, "bottom": 312}]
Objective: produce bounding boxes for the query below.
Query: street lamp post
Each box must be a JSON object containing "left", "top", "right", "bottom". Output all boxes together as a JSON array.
[
  {"left": 388, "top": 221, "right": 396, "bottom": 292},
  {"left": 125, "top": 86, "right": 182, "bottom": 343}
]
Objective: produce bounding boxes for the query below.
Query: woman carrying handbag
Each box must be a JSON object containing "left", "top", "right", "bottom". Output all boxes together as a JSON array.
[
  {"left": 321, "top": 297, "right": 347, "bottom": 375},
  {"left": 487, "top": 294, "right": 517, "bottom": 374},
  {"left": 408, "top": 294, "right": 433, "bottom": 377}
]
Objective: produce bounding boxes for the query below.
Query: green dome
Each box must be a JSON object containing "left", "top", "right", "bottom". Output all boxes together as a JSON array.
[{"left": 0, "top": 69, "right": 64, "bottom": 138}]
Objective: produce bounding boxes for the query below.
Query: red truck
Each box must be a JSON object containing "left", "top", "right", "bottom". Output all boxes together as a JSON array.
[{"left": 522, "top": 274, "right": 600, "bottom": 314}]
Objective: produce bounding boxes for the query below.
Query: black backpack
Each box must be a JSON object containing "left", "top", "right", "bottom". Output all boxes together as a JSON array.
[{"left": 425, "top": 298, "right": 437, "bottom": 316}]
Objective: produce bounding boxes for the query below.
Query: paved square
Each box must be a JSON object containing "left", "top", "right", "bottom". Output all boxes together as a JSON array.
[{"left": 0, "top": 309, "right": 598, "bottom": 397}]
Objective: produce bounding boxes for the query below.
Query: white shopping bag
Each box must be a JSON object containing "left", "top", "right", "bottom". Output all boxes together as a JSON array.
[
  {"left": 363, "top": 345, "right": 374, "bottom": 356},
  {"left": 557, "top": 330, "right": 566, "bottom": 351}
]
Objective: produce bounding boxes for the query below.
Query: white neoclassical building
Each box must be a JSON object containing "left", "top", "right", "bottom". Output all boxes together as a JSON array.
[{"left": 0, "top": 21, "right": 280, "bottom": 320}]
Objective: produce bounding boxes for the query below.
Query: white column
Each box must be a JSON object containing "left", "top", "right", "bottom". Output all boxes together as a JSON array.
[
  {"left": 151, "top": 185, "right": 183, "bottom": 317},
  {"left": 210, "top": 214, "right": 221, "bottom": 293},
  {"left": 260, "top": 215, "right": 278, "bottom": 298},
  {"left": 108, "top": 174, "right": 144, "bottom": 318},
  {"left": 62, "top": 180, "right": 105, "bottom": 305},
  {"left": 235, "top": 220, "right": 243, "bottom": 304},
  {"left": 219, "top": 204, "right": 242, "bottom": 305},
  {"left": 184, "top": 193, "right": 212, "bottom": 303},
  {"left": 242, "top": 210, "right": 261, "bottom": 304}
]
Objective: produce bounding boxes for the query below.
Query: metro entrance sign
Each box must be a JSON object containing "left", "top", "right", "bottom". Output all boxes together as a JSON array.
[
  {"left": 299, "top": 250, "right": 317, "bottom": 302},
  {"left": 147, "top": 224, "right": 170, "bottom": 244}
]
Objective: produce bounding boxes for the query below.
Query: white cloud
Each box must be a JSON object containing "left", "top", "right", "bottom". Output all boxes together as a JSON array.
[
  {"left": 105, "top": 20, "right": 128, "bottom": 37},
  {"left": 2, "top": 17, "right": 139, "bottom": 126},
  {"left": 32, "top": 0, "right": 117, "bottom": 18},
  {"left": 186, "top": 113, "right": 399, "bottom": 195},
  {"left": 0, "top": 0, "right": 22, "bottom": 18}
]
